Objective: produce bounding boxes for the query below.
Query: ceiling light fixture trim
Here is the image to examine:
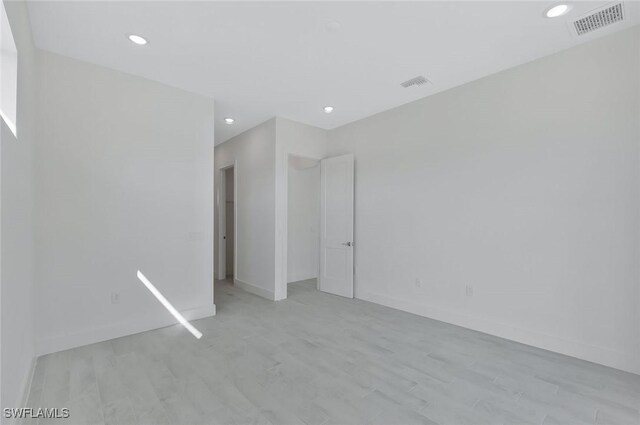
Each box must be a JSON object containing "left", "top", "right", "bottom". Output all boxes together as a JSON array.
[
  {"left": 127, "top": 34, "right": 148, "bottom": 45},
  {"left": 545, "top": 4, "right": 571, "bottom": 18}
]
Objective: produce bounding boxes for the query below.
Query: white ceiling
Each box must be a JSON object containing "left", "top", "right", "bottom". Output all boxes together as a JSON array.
[{"left": 27, "top": 1, "right": 639, "bottom": 144}]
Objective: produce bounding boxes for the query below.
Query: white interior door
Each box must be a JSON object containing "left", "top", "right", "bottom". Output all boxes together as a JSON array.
[{"left": 319, "top": 153, "right": 354, "bottom": 298}]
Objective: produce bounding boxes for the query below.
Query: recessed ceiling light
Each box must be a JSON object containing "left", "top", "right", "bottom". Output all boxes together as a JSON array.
[
  {"left": 128, "top": 34, "right": 148, "bottom": 45},
  {"left": 224, "top": 118, "right": 235, "bottom": 124},
  {"left": 323, "top": 106, "right": 334, "bottom": 114},
  {"left": 545, "top": 4, "right": 570, "bottom": 18}
]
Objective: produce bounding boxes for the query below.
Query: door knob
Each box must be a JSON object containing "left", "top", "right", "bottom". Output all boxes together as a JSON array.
[{"left": 342, "top": 241, "right": 352, "bottom": 247}]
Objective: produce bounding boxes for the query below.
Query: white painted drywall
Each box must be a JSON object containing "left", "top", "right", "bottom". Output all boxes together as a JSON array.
[
  {"left": 287, "top": 159, "right": 320, "bottom": 283},
  {"left": 215, "top": 119, "right": 276, "bottom": 299},
  {"left": 0, "top": 16, "right": 17, "bottom": 136},
  {"left": 274, "top": 117, "right": 328, "bottom": 299},
  {"left": 328, "top": 27, "right": 640, "bottom": 374},
  {"left": 34, "top": 51, "right": 216, "bottom": 355},
  {"left": 215, "top": 117, "right": 327, "bottom": 300},
  {"left": 1, "top": 0, "right": 36, "bottom": 413}
]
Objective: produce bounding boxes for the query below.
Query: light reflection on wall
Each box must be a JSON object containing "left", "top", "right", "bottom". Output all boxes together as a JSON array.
[{"left": 137, "top": 270, "right": 203, "bottom": 339}]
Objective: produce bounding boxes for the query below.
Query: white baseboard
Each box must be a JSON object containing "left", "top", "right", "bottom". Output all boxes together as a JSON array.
[
  {"left": 20, "top": 357, "right": 37, "bottom": 405},
  {"left": 287, "top": 272, "right": 318, "bottom": 284},
  {"left": 36, "top": 304, "right": 216, "bottom": 356},
  {"left": 8, "top": 356, "right": 38, "bottom": 425},
  {"left": 0, "top": 356, "right": 39, "bottom": 425},
  {"left": 234, "top": 278, "right": 275, "bottom": 301},
  {"left": 357, "top": 290, "right": 640, "bottom": 375}
]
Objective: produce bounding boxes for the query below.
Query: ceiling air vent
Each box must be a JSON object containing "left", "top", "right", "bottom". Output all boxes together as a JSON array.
[
  {"left": 400, "top": 75, "right": 429, "bottom": 88},
  {"left": 573, "top": 3, "right": 624, "bottom": 36}
]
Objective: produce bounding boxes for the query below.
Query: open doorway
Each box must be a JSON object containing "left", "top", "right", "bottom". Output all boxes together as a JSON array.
[
  {"left": 279, "top": 153, "right": 355, "bottom": 300},
  {"left": 217, "top": 164, "right": 236, "bottom": 282},
  {"left": 287, "top": 155, "right": 320, "bottom": 296},
  {"left": 224, "top": 167, "right": 235, "bottom": 279}
]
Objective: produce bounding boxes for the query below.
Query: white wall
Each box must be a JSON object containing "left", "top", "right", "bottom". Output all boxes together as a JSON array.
[
  {"left": 287, "top": 159, "right": 320, "bottom": 283},
  {"left": 215, "top": 117, "right": 328, "bottom": 300},
  {"left": 35, "top": 51, "right": 216, "bottom": 355},
  {"left": 1, "top": 0, "right": 36, "bottom": 412},
  {"left": 274, "top": 117, "right": 328, "bottom": 299},
  {"left": 215, "top": 119, "right": 276, "bottom": 300},
  {"left": 328, "top": 27, "right": 640, "bottom": 374},
  {"left": 0, "top": 0, "right": 17, "bottom": 136}
]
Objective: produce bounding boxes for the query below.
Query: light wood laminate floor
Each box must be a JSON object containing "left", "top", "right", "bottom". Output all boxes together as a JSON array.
[{"left": 23, "top": 279, "right": 640, "bottom": 425}]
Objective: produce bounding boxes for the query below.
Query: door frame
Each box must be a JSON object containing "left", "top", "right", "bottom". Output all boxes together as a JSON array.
[
  {"left": 217, "top": 161, "right": 237, "bottom": 281},
  {"left": 277, "top": 152, "right": 323, "bottom": 300}
]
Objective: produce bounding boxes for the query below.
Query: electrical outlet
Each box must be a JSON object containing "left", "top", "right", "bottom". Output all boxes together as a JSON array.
[
  {"left": 465, "top": 285, "right": 474, "bottom": 297},
  {"left": 415, "top": 278, "right": 422, "bottom": 288},
  {"left": 111, "top": 292, "right": 120, "bottom": 304}
]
